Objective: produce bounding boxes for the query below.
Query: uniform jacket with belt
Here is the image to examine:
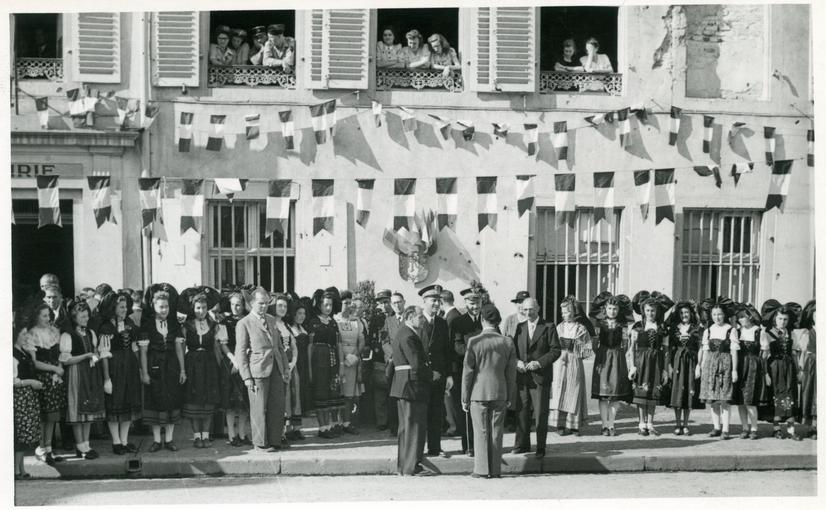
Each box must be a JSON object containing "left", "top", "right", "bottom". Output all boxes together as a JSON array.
[
  {"left": 461, "top": 329, "right": 518, "bottom": 405},
  {"left": 513, "top": 318, "right": 561, "bottom": 388},
  {"left": 234, "top": 312, "right": 290, "bottom": 383},
  {"left": 389, "top": 324, "right": 432, "bottom": 401}
]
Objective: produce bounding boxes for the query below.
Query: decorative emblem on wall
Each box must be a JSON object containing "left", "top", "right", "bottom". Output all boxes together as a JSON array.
[{"left": 384, "top": 210, "right": 439, "bottom": 283}]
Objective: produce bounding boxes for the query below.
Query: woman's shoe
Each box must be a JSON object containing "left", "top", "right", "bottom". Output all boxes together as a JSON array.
[
  {"left": 229, "top": 436, "right": 241, "bottom": 447},
  {"left": 318, "top": 429, "right": 333, "bottom": 439},
  {"left": 749, "top": 430, "right": 759, "bottom": 440},
  {"left": 708, "top": 429, "right": 722, "bottom": 438},
  {"left": 721, "top": 432, "right": 731, "bottom": 440},
  {"left": 773, "top": 429, "right": 784, "bottom": 439},
  {"left": 682, "top": 427, "right": 692, "bottom": 436},
  {"left": 739, "top": 430, "right": 750, "bottom": 439},
  {"left": 342, "top": 424, "right": 359, "bottom": 435},
  {"left": 790, "top": 433, "right": 803, "bottom": 441},
  {"left": 648, "top": 427, "right": 661, "bottom": 437},
  {"left": 202, "top": 438, "right": 213, "bottom": 448},
  {"left": 14, "top": 472, "right": 31, "bottom": 480},
  {"left": 242, "top": 437, "right": 253, "bottom": 446},
  {"left": 608, "top": 427, "right": 617, "bottom": 437},
  {"left": 193, "top": 438, "right": 204, "bottom": 449},
  {"left": 85, "top": 449, "right": 99, "bottom": 460},
  {"left": 674, "top": 428, "right": 683, "bottom": 436},
  {"left": 124, "top": 443, "right": 139, "bottom": 454},
  {"left": 638, "top": 428, "right": 649, "bottom": 437},
  {"left": 559, "top": 428, "right": 571, "bottom": 436},
  {"left": 148, "top": 442, "right": 162, "bottom": 453},
  {"left": 601, "top": 427, "right": 609, "bottom": 436},
  {"left": 113, "top": 444, "right": 126, "bottom": 455},
  {"left": 164, "top": 441, "right": 179, "bottom": 452}
]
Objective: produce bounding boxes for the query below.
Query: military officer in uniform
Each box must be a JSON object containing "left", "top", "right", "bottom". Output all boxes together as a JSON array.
[
  {"left": 418, "top": 285, "right": 453, "bottom": 458},
  {"left": 450, "top": 286, "right": 485, "bottom": 456}
]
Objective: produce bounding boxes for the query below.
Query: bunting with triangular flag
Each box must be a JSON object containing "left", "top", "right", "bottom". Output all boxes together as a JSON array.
[
  {"left": 266, "top": 179, "right": 292, "bottom": 237},
  {"left": 213, "top": 178, "right": 248, "bottom": 201},
  {"left": 515, "top": 175, "right": 535, "bottom": 217},
  {"left": 143, "top": 102, "right": 160, "bottom": 129},
  {"left": 312, "top": 179, "right": 334, "bottom": 235},
  {"left": 654, "top": 169, "right": 675, "bottom": 225},
  {"left": 399, "top": 107, "right": 417, "bottom": 132},
  {"left": 138, "top": 177, "right": 161, "bottom": 234},
  {"left": 808, "top": 129, "right": 814, "bottom": 167},
  {"left": 458, "top": 120, "right": 475, "bottom": 141},
  {"left": 372, "top": 100, "right": 383, "bottom": 127},
  {"left": 206, "top": 115, "right": 226, "bottom": 151},
  {"left": 436, "top": 177, "right": 457, "bottom": 230},
  {"left": 669, "top": 106, "right": 681, "bottom": 145},
  {"left": 693, "top": 165, "right": 722, "bottom": 188},
  {"left": 634, "top": 170, "right": 652, "bottom": 221},
  {"left": 593, "top": 172, "right": 614, "bottom": 224},
  {"left": 177, "top": 111, "right": 194, "bottom": 152},
  {"left": 492, "top": 123, "right": 509, "bottom": 139},
  {"left": 766, "top": 160, "right": 793, "bottom": 212},
  {"left": 702, "top": 115, "right": 714, "bottom": 154},
  {"left": 245, "top": 113, "right": 266, "bottom": 151},
  {"left": 88, "top": 176, "right": 117, "bottom": 228},
  {"left": 35, "top": 97, "right": 49, "bottom": 129},
  {"left": 310, "top": 100, "right": 335, "bottom": 144},
  {"left": 731, "top": 162, "right": 754, "bottom": 186},
  {"left": 524, "top": 123, "right": 538, "bottom": 156},
  {"left": 428, "top": 114, "right": 451, "bottom": 140},
  {"left": 180, "top": 179, "right": 204, "bottom": 234},
  {"left": 618, "top": 108, "right": 631, "bottom": 148},
  {"left": 37, "top": 175, "right": 61, "bottom": 228},
  {"left": 66, "top": 88, "right": 84, "bottom": 116},
  {"left": 764, "top": 126, "right": 776, "bottom": 166},
  {"left": 553, "top": 121, "right": 568, "bottom": 161},
  {"left": 279, "top": 110, "right": 295, "bottom": 150},
  {"left": 476, "top": 177, "right": 497, "bottom": 232},
  {"left": 355, "top": 179, "right": 374, "bottom": 228},
  {"left": 554, "top": 173, "right": 576, "bottom": 228},
  {"left": 393, "top": 178, "right": 416, "bottom": 231},
  {"left": 630, "top": 103, "right": 649, "bottom": 123}
]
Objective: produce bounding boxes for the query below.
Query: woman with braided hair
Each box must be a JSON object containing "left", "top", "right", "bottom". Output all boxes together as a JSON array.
[
  {"left": 696, "top": 297, "right": 739, "bottom": 440},
  {"left": 760, "top": 299, "right": 803, "bottom": 440},
  {"left": 549, "top": 296, "right": 593, "bottom": 436},
  {"left": 665, "top": 300, "right": 704, "bottom": 436},
  {"left": 732, "top": 303, "right": 767, "bottom": 439}
]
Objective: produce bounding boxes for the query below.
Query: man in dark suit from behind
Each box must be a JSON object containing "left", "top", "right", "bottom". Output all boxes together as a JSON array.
[
  {"left": 418, "top": 284, "right": 453, "bottom": 458},
  {"left": 438, "top": 288, "right": 462, "bottom": 437},
  {"left": 461, "top": 304, "right": 517, "bottom": 478},
  {"left": 450, "top": 287, "right": 484, "bottom": 456},
  {"left": 512, "top": 297, "right": 562, "bottom": 458}
]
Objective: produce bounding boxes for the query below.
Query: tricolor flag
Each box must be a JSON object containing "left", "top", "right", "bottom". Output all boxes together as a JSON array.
[
  {"left": 476, "top": 177, "right": 497, "bottom": 232},
  {"left": 618, "top": 108, "right": 631, "bottom": 148},
  {"left": 213, "top": 178, "right": 248, "bottom": 201},
  {"left": 728, "top": 121, "right": 747, "bottom": 149},
  {"left": 399, "top": 107, "right": 417, "bottom": 132},
  {"left": 427, "top": 114, "right": 451, "bottom": 140},
  {"left": 66, "top": 88, "right": 84, "bottom": 116},
  {"left": 310, "top": 100, "right": 336, "bottom": 144},
  {"left": 312, "top": 180, "right": 335, "bottom": 235},
  {"left": 177, "top": 111, "right": 194, "bottom": 152},
  {"left": 265, "top": 180, "right": 292, "bottom": 237},
  {"left": 669, "top": 106, "right": 681, "bottom": 145},
  {"left": 553, "top": 121, "right": 568, "bottom": 161},
  {"left": 634, "top": 170, "right": 653, "bottom": 221},
  {"left": 436, "top": 177, "right": 458, "bottom": 230},
  {"left": 593, "top": 172, "right": 615, "bottom": 224},
  {"left": 693, "top": 165, "right": 722, "bottom": 188},
  {"left": 355, "top": 179, "right": 374, "bottom": 228},
  {"left": 457, "top": 120, "right": 475, "bottom": 141},
  {"left": 554, "top": 173, "right": 576, "bottom": 228},
  {"left": 179, "top": 179, "right": 204, "bottom": 234},
  {"left": 702, "top": 115, "right": 714, "bottom": 154},
  {"left": 731, "top": 162, "right": 755, "bottom": 186},
  {"left": 206, "top": 115, "right": 226, "bottom": 151},
  {"left": 654, "top": 169, "right": 676, "bottom": 225},
  {"left": 82, "top": 88, "right": 99, "bottom": 113},
  {"left": 87, "top": 176, "right": 116, "bottom": 228},
  {"left": 524, "top": 123, "right": 539, "bottom": 156},
  {"left": 325, "top": 99, "right": 337, "bottom": 136},
  {"left": 492, "top": 123, "right": 509, "bottom": 140},
  {"left": 808, "top": 129, "right": 814, "bottom": 167},
  {"left": 36, "top": 176, "right": 61, "bottom": 228},
  {"left": 372, "top": 100, "right": 383, "bottom": 128},
  {"left": 35, "top": 97, "right": 49, "bottom": 129},
  {"left": 143, "top": 102, "right": 160, "bottom": 129},
  {"left": 245, "top": 113, "right": 267, "bottom": 151},
  {"left": 764, "top": 126, "right": 776, "bottom": 166},
  {"left": 765, "top": 160, "right": 794, "bottom": 212},
  {"left": 393, "top": 178, "right": 416, "bottom": 232},
  {"left": 138, "top": 178, "right": 161, "bottom": 234},
  {"left": 279, "top": 110, "right": 295, "bottom": 150},
  {"left": 515, "top": 175, "right": 535, "bottom": 217},
  {"left": 585, "top": 112, "right": 614, "bottom": 127}
]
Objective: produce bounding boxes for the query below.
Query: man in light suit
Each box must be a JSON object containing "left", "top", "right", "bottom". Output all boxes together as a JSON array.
[
  {"left": 462, "top": 304, "right": 517, "bottom": 478},
  {"left": 235, "top": 288, "right": 291, "bottom": 452}
]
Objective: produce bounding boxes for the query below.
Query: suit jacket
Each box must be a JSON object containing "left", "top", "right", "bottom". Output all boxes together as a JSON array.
[
  {"left": 418, "top": 314, "right": 452, "bottom": 379},
  {"left": 462, "top": 329, "right": 517, "bottom": 405},
  {"left": 502, "top": 313, "right": 525, "bottom": 340},
  {"left": 389, "top": 324, "right": 432, "bottom": 401},
  {"left": 234, "top": 312, "right": 290, "bottom": 383},
  {"left": 451, "top": 312, "right": 482, "bottom": 376},
  {"left": 513, "top": 318, "right": 561, "bottom": 388},
  {"left": 443, "top": 307, "right": 461, "bottom": 329}
]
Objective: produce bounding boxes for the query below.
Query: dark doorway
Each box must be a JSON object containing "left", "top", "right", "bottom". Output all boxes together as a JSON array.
[{"left": 540, "top": 6, "right": 619, "bottom": 71}]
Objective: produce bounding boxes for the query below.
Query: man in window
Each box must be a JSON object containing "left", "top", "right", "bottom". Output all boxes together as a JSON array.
[
  {"left": 249, "top": 26, "right": 267, "bottom": 65},
  {"left": 251, "top": 24, "right": 295, "bottom": 73}
]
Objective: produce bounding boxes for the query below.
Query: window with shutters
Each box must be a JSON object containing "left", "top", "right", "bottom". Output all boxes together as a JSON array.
[
  {"left": 69, "top": 12, "right": 121, "bottom": 83},
  {"left": 152, "top": 11, "right": 199, "bottom": 88},
  {"left": 469, "top": 6, "right": 537, "bottom": 93},
  {"left": 375, "top": 8, "right": 462, "bottom": 92},
  {"left": 206, "top": 11, "right": 296, "bottom": 89},
  {"left": 13, "top": 13, "right": 64, "bottom": 81},
  {"left": 538, "top": 6, "right": 622, "bottom": 96}
]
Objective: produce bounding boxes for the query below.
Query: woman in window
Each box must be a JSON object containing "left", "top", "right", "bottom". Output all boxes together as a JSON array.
[
  {"left": 209, "top": 25, "right": 235, "bottom": 66},
  {"left": 696, "top": 297, "right": 739, "bottom": 440},
  {"left": 580, "top": 37, "right": 613, "bottom": 73},
  {"left": 376, "top": 25, "right": 403, "bottom": 69},
  {"left": 760, "top": 300, "right": 803, "bottom": 440},
  {"left": 549, "top": 296, "right": 593, "bottom": 436},
  {"left": 732, "top": 303, "right": 767, "bottom": 439},
  {"left": 400, "top": 29, "right": 431, "bottom": 70},
  {"left": 309, "top": 289, "right": 345, "bottom": 438},
  {"left": 218, "top": 292, "right": 251, "bottom": 447},
  {"left": 428, "top": 33, "right": 460, "bottom": 77},
  {"left": 335, "top": 290, "right": 365, "bottom": 435},
  {"left": 553, "top": 38, "right": 584, "bottom": 72},
  {"left": 666, "top": 300, "right": 704, "bottom": 436},
  {"left": 229, "top": 29, "right": 250, "bottom": 66},
  {"left": 590, "top": 292, "right": 633, "bottom": 436},
  {"left": 14, "top": 312, "right": 43, "bottom": 480},
  {"left": 797, "top": 300, "right": 816, "bottom": 439}
]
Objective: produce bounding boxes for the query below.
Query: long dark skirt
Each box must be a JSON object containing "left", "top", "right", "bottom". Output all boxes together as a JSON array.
[
  {"left": 66, "top": 361, "right": 106, "bottom": 424},
  {"left": 632, "top": 349, "right": 664, "bottom": 406},
  {"left": 800, "top": 355, "right": 817, "bottom": 420},
  {"left": 766, "top": 355, "right": 799, "bottom": 421},
  {"left": 105, "top": 349, "right": 143, "bottom": 422},
  {"left": 36, "top": 370, "right": 66, "bottom": 422},
  {"left": 669, "top": 347, "right": 704, "bottom": 409},
  {"left": 310, "top": 343, "right": 343, "bottom": 410},
  {"left": 219, "top": 356, "right": 248, "bottom": 412},
  {"left": 733, "top": 351, "right": 765, "bottom": 406},
  {"left": 591, "top": 346, "right": 632, "bottom": 402},
  {"left": 295, "top": 333, "right": 312, "bottom": 414},
  {"left": 182, "top": 350, "right": 221, "bottom": 419},
  {"left": 143, "top": 350, "right": 183, "bottom": 425}
]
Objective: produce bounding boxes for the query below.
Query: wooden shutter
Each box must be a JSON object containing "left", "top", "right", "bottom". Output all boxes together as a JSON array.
[
  {"left": 469, "top": 7, "right": 537, "bottom": 93},
  {"left": 306, "top": 9, "right": 369, "bottom": 90},
  {"left": 70, "top": 12, "right": 121, "bottom": 83},
  {"left": 151, "top": 11, "right": 199, "bottom": 87}
]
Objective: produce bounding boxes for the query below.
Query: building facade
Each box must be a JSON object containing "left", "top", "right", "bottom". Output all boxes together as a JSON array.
[{"left": 9, "top": 5, "right": 814, "bottom": 319}]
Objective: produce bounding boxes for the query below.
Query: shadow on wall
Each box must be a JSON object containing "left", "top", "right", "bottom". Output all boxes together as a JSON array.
[{"left": 428, "top": 227, "right": 480, "bottom": 284}]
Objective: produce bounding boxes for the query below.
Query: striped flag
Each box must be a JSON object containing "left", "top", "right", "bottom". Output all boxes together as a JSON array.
[
  {"left": 524, "top": 123, "right": 539, "bottom": 156},
  {"left": 693, "top": 165, "right": 722, "bottom": 188},
  {"left": 553, "top": 121, "right": 568, "bottom": 161},
  {"left": 764, "top": 126, "right": 776, "bottom": 166},
  {"left": 393, "top": 178, "right": 416, "bottom": 232},
  {"left": 213, "top": 178, "right": 248, "bottom": 201},
  {"left": 35, "top": 97, "right": 49, "bottom": 129},
  {"left": 476, "top": 177, "right": 497, "bottom": 232},
  {"left": 808, "top": 129, "right": 814, "bottom": 167},
  {"left": 88, "top": 176, "right": 116, "bottom": 228},
  {"left": 325, "top": 99, "right": 337, "bottom": 137},
  {"left": 669, "top": 106, "right": 681, "bottom": 145},
  {"left": 399, "top": 107, "right": 417, "bottom": 132},
  {"left": 179, "top": 179, "right": 204, "bottom": 234},
  {"left": 138, "top": 178, "right": 161, "bottom": 234},
  {"left": 585, "top": 111, "right": 614, "bottom": 127},
  {"left": 554, "top": 173, "right": 576, "bottom": 228},
  {"left": 516, "top": 175, "right": 535, "bottom": 217},
  {"left": 458, "top": 120, "right": 475, "bottom": 141},
  {"left": 618, "top": 108, "right": 631, "bottom": 148},
  {"left": 177, "top": 111, "right": 194, "bottom": 152},
  {"left": 593, "top": 172, "right": 615, "bottom": 224},
  {"left": 279, "top": 110, "right": 295, "bottom": 150},
  {"left": 37, "top": 176, "right": 61, "bottom": 228},
  {"left": 427, "top": 114, "right": 451, "bottom": 140},
  {"left": 245, "top": 114, "right": 260, "bottom": 140},
  {"left": 654, "top": 169, "right": 676, "bottom": 225},
  {"left": 634, "top": 170, "right": 653, "bottom": 221},
  {"left": 266, "top": 180, "right": 292, "bottom": 237},
  {"left": 355, "top": 179, "right": 374, "bottom": 228},
  {"left": 765, "top": 160, "right": 794, "bottom": 212},
  {"left": 372, "top": 100, "right": 383, "bottom": 127},
  {"left": 206, "top": 115, "right": 226, "bottom": 151},
  {"left": 731, "top": 162, "right": 755, "bottom": 186},
  {"left": 66, "top": 88, "right": 84, "bottom": 116},
  {"left": 702, "top": 115, "right": 714, "bottom": 154},
  {"left": 436, "top": 177, "right": 458, "bottom": 230},
  {"left": 310, "top": 100, "right": 335, "bottom": 144},
  {"left": 492, "top": 122, "right": 509, "bottom": 139},
  {"left": 312, "top": 180, "right": 335, "bottom": 235}
]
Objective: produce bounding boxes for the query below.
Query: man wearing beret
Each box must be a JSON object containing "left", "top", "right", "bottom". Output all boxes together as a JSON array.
[
  {"left": 462, "top": 304, "right": 517, "bottom": 478},
  {"left": 449, "top": 286, "right": 485, "bottom": 456},
  {"left": 418, "top": 284, "right": 453, "bottom": 458},
  {"left": 503, "top": 291, "right": 530, "bottom": 340}
]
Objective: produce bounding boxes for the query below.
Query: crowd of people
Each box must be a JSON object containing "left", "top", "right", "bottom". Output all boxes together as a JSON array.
[
  {"left": 209, "top": 23, "right": 295, "bottom": 72},
  {"left": 11, "top": 272, "right": 817, "bottom": 479},
  {"left": 376, "top": 26, "right": 461, "bottom": 76}
]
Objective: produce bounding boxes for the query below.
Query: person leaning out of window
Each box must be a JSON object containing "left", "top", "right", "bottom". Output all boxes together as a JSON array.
[
  {"left": 400, "top": 29, "right": 431, "bottom": 70},
  {"left": 428, "top": 33, "right": 460, "bottom": 77},
  {"left": 580, "top": 37, "right": 613, "bottom": 73},
  {"left": 229, "top": 28, "right": 250, "bottom": 66},
  {"left": 377, "top": 25, "right": 404, "bottom": 68},
  {"left": 208, "top": 25, "right": 235, "bottom": 66},
  {"left": 553, "top": 38, "right": 584, "bottom": 72},
  {"left": 251, "top": 24, "right": 295, "bottom": 73}
]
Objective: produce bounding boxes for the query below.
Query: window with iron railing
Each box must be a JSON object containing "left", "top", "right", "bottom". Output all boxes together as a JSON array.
[
  {"left": 14, "top": 13, "right": 63, "bottom": 81},
  {"left": 535, "top": 208, "right": 623, "bottom": 323}
]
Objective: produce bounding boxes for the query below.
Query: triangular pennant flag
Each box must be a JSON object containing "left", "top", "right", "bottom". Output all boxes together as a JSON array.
[
  {"left": 808, "top": 129, "right": 814, "bottom": 167},
  {"left": 731, "top": 162, "right": 755, "bottom": 186},
  {"left": 66, "top": 88, "right": 84, "bottom": 116},
  {"left": 476, "top": 177, "right": 497, "bottom": 232},
  {"left": 355, "top": 179, "right": 374, "bottom": 228},
  {"left": 585, "top": 112, "right": 614, "bottom": 127},
  {"left": 213, "top": 178, "right": 248, "bottom": 202},
  {"left": 180, "top": 179, "right": 204, "bottom": 234},
  {"left": 266, "top": 180, "right": 292, "bottom": 237},
  {"left": 143, "top": 102, "right": 160, "bottom": 129},
  {"left": 427, "top": 114, "right": 451, "bottom": 140},
  {"left": 206, "top": 115, "right": 226, "bottom": 151},
  {"left": 325, "top": 99, "right": 337, "bottom": 137},
  {"left": 593, "top": 172, "right": 615, "bottom": 224},
  {"left": 35, "top": 97, "right": 49, "bottom": 129},
  {"left": 492, "top": 123, "right": 509, "bottom": 139},
  {"left": 515, "top": 175, "right": 535, "bottom": 217},
  {"left": 245, "top": 113, "right": 267, "bottom": 151},
  {"left": 554, "top": 174, "right": 576, "bottom": 228},
  {"left": 617, "top": 108, "right": 631, "bottom": 148},
  {"left": 372, "top": 100, "right": 383, "bottom": 128},
  {"left": 553, "top": 121, "right": 568, "bottom": 161},
  {"left": 138, "top": 178, "right": 161, "bottom": 234},
  {"left": 524, "top": 123, "right": 539, "bottom": 156},
  {"left": 177, "top": 111, "right": 194, "bottom": 152},
  {"left": 310, "top": 102, "right": 330, "bottom": 144},
  {"left": 654, "top": 169, "right": 676, "bottom": 225},
  {"left": 392, "top": 178, "right": 416, "bottom": 232},
  {"left": 399, "top": 107, "right": 417, "bottom": 132},
  {"left": 37, "top": 175, "right": 61, "bottom": 228},
  {"left": 457, "top": 120, "right": 475, "bottom": 141},
  {"left": 669, "top": 106, "right": 681, "bottom": 145},
  {"left": 279, "top": 110, "right": 295, "bottom": 150},
  {"left": 87, "top": 176, "right": 117, "bottom": 228},
  {"left": 728, "top": 121, "right": 747, "bottom": 149},
  {"left": 312, "top": 180, "right": 335, "bottom": 235},
  {"left": 693, "top": 165, "right": 722, "bottom": 188},
  {"left": 634, "top": 170, "right": 653, "bottom": 221},
  {"left": 765, "top": 160, "right": 794, "bottom": 212},
  {"left": 764, "top": 126, "right": 776, "bottom": 166},
  {"left": 702, "top": 115, "right": 714, "bottom": 154},
  {"left": 436, "top": 177, "right": 458, "bottom": 230}
]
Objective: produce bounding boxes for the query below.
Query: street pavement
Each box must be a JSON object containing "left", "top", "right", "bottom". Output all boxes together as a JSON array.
[{"left": 13, "top": 471, "right": 818, "bottom": 505}]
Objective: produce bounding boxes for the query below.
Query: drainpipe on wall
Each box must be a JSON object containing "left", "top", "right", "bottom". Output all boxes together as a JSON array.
[{"left": 137, "top": 12, "right": 153, "bottom": 290}]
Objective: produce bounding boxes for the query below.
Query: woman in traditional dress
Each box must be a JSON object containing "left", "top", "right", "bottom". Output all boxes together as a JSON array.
[
  {"left": 60, "top": 300, "right": 106, "bottom": 459},
  {"left": 549, "top": 296, "right": 593, "bottom": 436},
  {"left": 14, "top": 314, "right": 43, "bottom": 479},
  {"left": 666, "top": 300, "right": 704, "bottom": 435},
  {"left": 97, "top": 291, "right": 142, "bottom": 454},
  {"left": 138, "top": 284, "right": 186, "bottom": 452},
  {"left": 218, "top": 292, "right": 251, "bottom": 446},
  {"left": 271, "top": 294, "right": 303, "bottom": 441},
  {"left": 797, "top": 300, "right": 816, "bottom": 439},
  {"left": 308, "top": 290, "right": 345, "bottom": 438},
  {"left": 335, "top": 290, "right": 365, "bottom": 435},
  {"left": 760, "top": 300, "right": 803, "bottom": 440},
  {"left": 589, "top": 291, "right": 633, "bottom": 436},
  {"left": 290, "top": 298, "right": 313, "bottom": 421},
  {"left": 696, "top": 297, "right": 739, "bottom": 440},
  {"left": 733, "top": 303, "right": 766, "bottom": 439}
]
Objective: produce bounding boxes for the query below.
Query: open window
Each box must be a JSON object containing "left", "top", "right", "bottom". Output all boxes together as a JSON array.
[
  {"left": 207, "top": 10, "right": 297, "bottom": 89},
  {"left": 375, "top": 8, "right": 462, "bottom": 92},
  {"left": 538, "top": 6, "right": 622, "bottom": 95},
  {"left": 13, "top": 13, "right": 63, "bottom": 81}
]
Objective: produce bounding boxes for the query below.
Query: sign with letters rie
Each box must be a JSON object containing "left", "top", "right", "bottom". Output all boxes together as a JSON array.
[{"left": 11, "top": 163, "right": 84, "bottom": 179}]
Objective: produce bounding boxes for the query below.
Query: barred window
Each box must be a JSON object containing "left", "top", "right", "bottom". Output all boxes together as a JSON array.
[
  {"left": 207, "top": 201, "right": 295, "bottom": 293},
  {"left": 679, "top": 209, "right": 762, "bottom": 303},
  {"left": 535, "top": 208, "right": 622, "bottom": 323}
]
